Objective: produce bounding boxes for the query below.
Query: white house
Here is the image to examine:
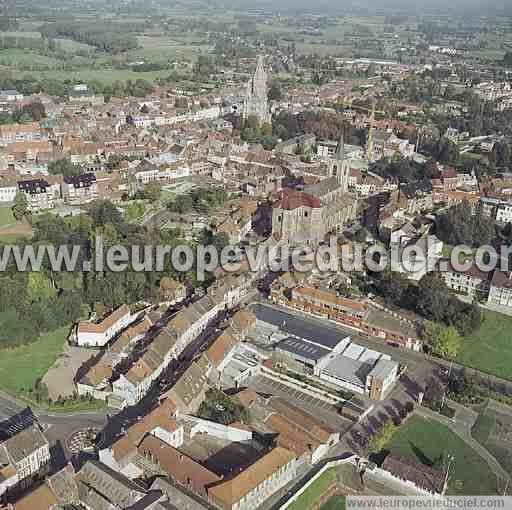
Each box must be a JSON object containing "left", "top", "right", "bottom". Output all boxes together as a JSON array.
[
  {"left": 72, "top": 305, "right": 134, "bottom": 347},
  {"left": 0, "top": 180, "right": 17, "bottom": 202},
  {"left": 0, "top": 425, "right": 51, "bottom": 497}
]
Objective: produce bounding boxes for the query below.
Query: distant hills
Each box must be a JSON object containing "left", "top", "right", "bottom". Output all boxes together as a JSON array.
[{"left": 12, "top": 0, "right": 512, "bottom": 17}]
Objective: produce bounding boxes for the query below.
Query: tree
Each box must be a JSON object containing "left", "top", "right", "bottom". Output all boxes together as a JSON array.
[
  {"left": 376, "top": 271, "right": 409, "bottom": 307},
  {"left": 143, "top": 182, "right": 161, "bottom": 202},
  {"left": 416, "top": 275, "right": 452, "bottom": 323},
  {"left": 312, "top": 72, "right": 324, "bottom": 86},
  {"left": 503, "top": 52, "right": 512, "bottom": 67},
  {"left": 422, "top": 321, "right": 461, "bottom": 359},
  {"left": 493, "top": 142, "right": 510, "bottom": 168},
  {"left": 437, "top": 138, "right": 459, "bottom": 165},
  {"left": 268, "top": 81, "right": 282, "bottom": 101},
  {"left": 261, "top": 134, "right": 278, "bottom": 150},
  {"left": 212, "top": 232, "right": 230, "bottom": 253},
  {"left": 168, "top": 194, "right": 193, "bottom": 214},
  {"left": 244, "top": 115, "right": 260, "bottom": 130},
  {"left": 48, "top": 159, "right": 80, "bottom": 178},
  {"left": 367, "top": 419, "right": 396, "bottom": 453},
  {"left": 89, "top": 200, "right": 123, "bottom": 228},
  {"left": 12, "top": 192, "right": 28, "bottom": 221},
  {"left": 424, "top": 376, "right": 443, "bottom": 407},
  {"left": 436, "top": 200, "right": 495, "bottom": 247},
  {"left": 27, "top": 272, "right": 56, "bottom": 302},
  {"left": 424, "top": 159, "right": 439, "bottom": 179}
]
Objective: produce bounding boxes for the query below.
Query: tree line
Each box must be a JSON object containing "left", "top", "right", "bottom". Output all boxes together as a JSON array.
[
  {"left": 0, "top": 199, "right": 212, "bottom": 348},
  {"left": 40, "top": 20, "right": 141, "bottom": 54}
]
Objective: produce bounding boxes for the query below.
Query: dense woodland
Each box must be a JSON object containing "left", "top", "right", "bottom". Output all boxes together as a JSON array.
[
  {"left": 0, "top": 200, "right": 212, "bottom": 348},
  {"left": 39, "top": 20, "right": 143, "bottom": 53}
]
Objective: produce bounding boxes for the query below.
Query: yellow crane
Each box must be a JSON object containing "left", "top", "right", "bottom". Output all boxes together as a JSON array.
[{"left": 366, "top": 99, "right": 376, "bottom": 162}]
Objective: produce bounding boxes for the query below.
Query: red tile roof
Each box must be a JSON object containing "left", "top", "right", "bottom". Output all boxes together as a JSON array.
[{"left": 274, "top": 189, "right": 321, "bottom": 210}]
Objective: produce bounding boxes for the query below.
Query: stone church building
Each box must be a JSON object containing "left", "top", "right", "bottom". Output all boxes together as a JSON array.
[
  {"left": 271, "top": 137, "right": 357, "bottom": 246},
  {"left": 243, "top": 55, "right": 271, "bottom": 124}
]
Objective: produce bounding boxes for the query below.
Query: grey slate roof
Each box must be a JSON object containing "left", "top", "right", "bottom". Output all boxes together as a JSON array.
[
  {"left": 77, "top": 460, "right": 146, "bottom": 508},
  {"left": 304, "top": 176, "right": 342, "bottom": 199},
  {"left": 2, "top": 425, "right": 48, "bottom": 464},
  {"left": 323, "top": 355, "right": 373, "bottom": 387},
  {"left": 276, "top": 337, "right": 331, "bottom": 362}
]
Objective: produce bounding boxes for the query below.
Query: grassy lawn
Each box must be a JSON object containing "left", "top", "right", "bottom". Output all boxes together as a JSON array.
[
  {"left": 472, "top": 411, "right": 496, "bottom": 445},
  {"left": 0, "top": 326, "right": 69, "bottom": 395},
  {"left": 458, "top": 311, "right": 512, "bottom": 380},
  {"left": 0, "top": 233, "right": 31, "bottom": 243},
  {"left": 288, "top": 469, "right": 338, "bottom": 510},
  {"left": 321, "top": 495, "right": 345, "bottom": 510},
  {"left": 18, "top": 393, "right": 106, "bottom": 413},
  {"left": 0, "top": 49, "right": 63, "bottom": 67},
  {"left": 472, "top": 405, "right": 512, "bottom": 476},
  {"left": 34, "top": 68, "right": 173, "bottom": 85},
  {"left": 386, "top": 415, "right": 497, "bottom": 495},
  {"left": 0, "top": 206, "right": 15, "bottom": 227}
]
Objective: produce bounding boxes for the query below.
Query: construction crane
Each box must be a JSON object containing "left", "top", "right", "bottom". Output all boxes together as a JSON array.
[
  {"left": 366, "top": 99, "right": 376, "bottom": 162},
  {"left": 338, "top": 101, "right": 385, "bottom": 116}
]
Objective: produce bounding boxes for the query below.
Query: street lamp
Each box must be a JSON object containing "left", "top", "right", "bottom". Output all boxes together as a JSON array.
[{"left": 443, "top": 454, "right": 455, "bottom": 495}]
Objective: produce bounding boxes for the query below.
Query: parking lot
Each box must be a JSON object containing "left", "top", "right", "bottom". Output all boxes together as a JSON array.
[{"left": 247, "top": 375, "right": 354, "bottom": 432}]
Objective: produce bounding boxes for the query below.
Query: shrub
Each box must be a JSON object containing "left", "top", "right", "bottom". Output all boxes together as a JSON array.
[{"left": 440, "top": 405, "right": 456, "bottom": 419}]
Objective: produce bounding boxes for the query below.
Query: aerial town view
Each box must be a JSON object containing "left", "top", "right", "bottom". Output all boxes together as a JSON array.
[{"left": 1, "top": 0, "right": 512, "bottom": 509}]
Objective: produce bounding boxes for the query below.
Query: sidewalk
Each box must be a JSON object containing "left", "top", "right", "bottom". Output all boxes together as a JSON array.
[{"left": 457, "top": 294, "right": 512, "bottom": 318}]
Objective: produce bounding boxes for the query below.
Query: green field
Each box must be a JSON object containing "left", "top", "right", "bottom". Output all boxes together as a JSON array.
[
  {"left": 458, "top": 311, "right": 512, "bottom": 380},
  {"left": 0, "top": 326, "right": 69, "bottom": 394},
  {"left": 472, "top": 411, "right": 496, "bottom": 445},
  {"left": 33, "top": 68, "right": 173, "bottom": 85},
  {"left": 54, "top": 37, "right": 96, "bottom": 53},
  {"left": 321, "top": 495, "right": 346, "bottom": 510},
  {"left": 472, "top": 405, "right": 512, "bottom": 477},
  {"left": 288, "top": 469, "right": 338, "bottom": 510},
  {"left": 0, "top": 206, "right": 15, "bottom": 228},
  {"left": 0, "top": 48, "right": 64, "bottom": 67},
  {"left": 386, "top": 415, "right": 497, "bottom": 495}
]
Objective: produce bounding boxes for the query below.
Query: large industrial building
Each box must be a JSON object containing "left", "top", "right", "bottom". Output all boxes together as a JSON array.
[{"left": 276, "top": 334, "right": 399, "bottom": 401}]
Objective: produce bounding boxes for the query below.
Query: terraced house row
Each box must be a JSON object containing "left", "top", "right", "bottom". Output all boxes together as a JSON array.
[{"left": 75, "top": 274, "right": 250, "bottom": 409}]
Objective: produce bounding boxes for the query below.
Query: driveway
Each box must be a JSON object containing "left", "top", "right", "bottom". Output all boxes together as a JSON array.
[{"left": 42, "top": 344, "right": 99, "bottom": 400}]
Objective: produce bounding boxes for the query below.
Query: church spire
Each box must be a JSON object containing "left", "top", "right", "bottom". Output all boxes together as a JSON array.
[
  {"left": 336, "top": 127, "right": 345, "bottom": 161},
  {"left": 255, "top": 55, "right": 265, "bottom": 80},
  {"left": 244, "top": 53, "right": 270, "bottom": 124}
]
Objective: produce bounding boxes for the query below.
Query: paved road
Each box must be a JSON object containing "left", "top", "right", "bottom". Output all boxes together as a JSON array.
[
  {"left": 98, "top": 309, "right": 231, "bottom": 448},
  {"left": 0, "top": 393, "right": 27, "bottom": 424},
  {"left": 0, "top": 390, "right": 108, "bottom": 460}
]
